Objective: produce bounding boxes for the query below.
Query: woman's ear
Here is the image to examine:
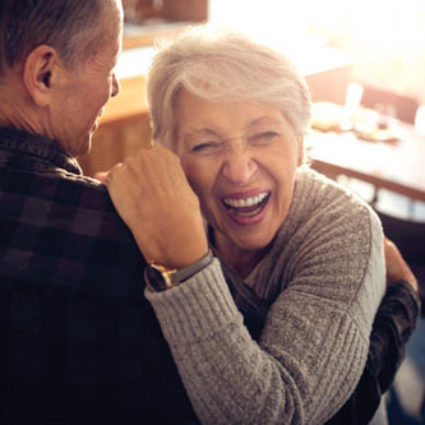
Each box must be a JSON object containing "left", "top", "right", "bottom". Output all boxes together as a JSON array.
[
  {"left": 23, "top": 45, "right": 60, "bottom": 107},
  {"left": 297, "top": 136, "right": 305, "bottom": 166}
]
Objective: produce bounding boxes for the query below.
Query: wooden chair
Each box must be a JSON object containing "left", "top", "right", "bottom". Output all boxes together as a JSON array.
[{"left": 360, "top": 84, "right": 419, "bottom": 124}]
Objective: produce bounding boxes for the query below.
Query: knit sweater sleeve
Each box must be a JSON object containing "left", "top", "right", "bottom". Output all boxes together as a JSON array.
[{"left": 145, "top": 176, "right": 386, "bottom": 425}]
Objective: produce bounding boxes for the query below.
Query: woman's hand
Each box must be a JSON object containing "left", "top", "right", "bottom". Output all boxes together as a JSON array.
[
  {"left": 384, "top": 237, "right": 418, "bottom": 292},
  {"left": 106, "top": 146, "right": 209, "bottom": 269}
]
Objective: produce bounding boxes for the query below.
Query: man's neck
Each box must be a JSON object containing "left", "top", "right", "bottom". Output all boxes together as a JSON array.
[{"left": 0, "top": 70, "right": 45, "bottom": 136}]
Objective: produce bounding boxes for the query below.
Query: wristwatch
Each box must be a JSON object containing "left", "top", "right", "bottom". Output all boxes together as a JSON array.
[{"left": 145, "top": 250, "right": 213, "bottom": 292}]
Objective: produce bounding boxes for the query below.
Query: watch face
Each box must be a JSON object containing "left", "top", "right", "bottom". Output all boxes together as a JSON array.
[{"left": 146, "top": 265, "right": 169, "bottom": 292}]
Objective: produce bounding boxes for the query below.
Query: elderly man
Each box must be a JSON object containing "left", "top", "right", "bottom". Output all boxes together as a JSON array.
[
  {"left": 0, "top": 1, "right": 420, "bottom": 425},
  {"left": 0, "top": 1, "right": 197, "bottom": 424}
]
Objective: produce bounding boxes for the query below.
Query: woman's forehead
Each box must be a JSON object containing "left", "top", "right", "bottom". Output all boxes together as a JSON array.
[{"left": 175, "top": 91, "right": 295, "bottom": 138}]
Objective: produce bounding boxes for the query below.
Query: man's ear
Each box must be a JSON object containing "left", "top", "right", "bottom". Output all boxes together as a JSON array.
[{"left": 23, "top": 45, "right": 61, "bottom": 107}]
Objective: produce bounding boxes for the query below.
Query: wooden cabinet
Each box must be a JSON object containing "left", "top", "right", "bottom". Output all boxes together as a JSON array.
[
  {"left": 122, "top": 0, "right": 208, "bottom": 49},
  {"left": 78, "top": 75, "right": 151, "bottom": 176},
  {"left": 78, "top": 114, "right": 151, "bottom": 177},
  {"left": 122, "top": 0, "right": 208, "bottom": 23}
]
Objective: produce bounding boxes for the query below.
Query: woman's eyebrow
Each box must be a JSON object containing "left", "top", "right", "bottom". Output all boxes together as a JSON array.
[
  {"left": 183, "top": 128, "right": 219, "bottom": 139},
  {"left": 249, "top": 116, "right": 269, "bottom": 126}
]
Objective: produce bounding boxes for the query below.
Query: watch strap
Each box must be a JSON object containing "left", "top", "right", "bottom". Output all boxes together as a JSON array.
[{"left": 145, "top": 250, "right": 214, "bottom": 292}]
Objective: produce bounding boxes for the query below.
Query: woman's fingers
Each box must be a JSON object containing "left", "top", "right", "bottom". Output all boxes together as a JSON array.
[{"left": 106, "top": 147, "right": 208, "bottom": 268}]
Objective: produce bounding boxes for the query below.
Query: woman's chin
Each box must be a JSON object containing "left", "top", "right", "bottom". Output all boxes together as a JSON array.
[{"left": 220, "top": 224, "right": 275, "bottom": 253}]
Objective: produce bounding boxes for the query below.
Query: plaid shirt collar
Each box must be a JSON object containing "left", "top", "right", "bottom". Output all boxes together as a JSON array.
[{"left": 0, "top": 126, "right": 82, "bottom": 175}]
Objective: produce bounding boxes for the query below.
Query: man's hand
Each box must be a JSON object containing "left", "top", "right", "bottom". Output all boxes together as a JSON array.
[
  {"left": 384, "top": 237, "right": 418, "bottom": 292},
  {"left": 106, "top": 146, "right": 209, "bottom": 269}
]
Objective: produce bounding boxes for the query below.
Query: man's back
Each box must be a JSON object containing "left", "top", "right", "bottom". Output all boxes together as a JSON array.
[{"left": 0, "top": 127, "right": 195, "bottom": 424}]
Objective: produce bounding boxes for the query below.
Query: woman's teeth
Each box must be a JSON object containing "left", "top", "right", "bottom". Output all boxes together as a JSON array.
[{"left": 222, "top": 192, "right": 270, "bottom": 215}]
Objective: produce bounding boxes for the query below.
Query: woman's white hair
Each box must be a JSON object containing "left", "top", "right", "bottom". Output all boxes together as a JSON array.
[{"left": 147, "top": 25, "right": 312, "bottom": 149}]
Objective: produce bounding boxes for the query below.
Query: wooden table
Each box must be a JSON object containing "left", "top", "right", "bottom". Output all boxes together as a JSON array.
[{"left": 307, "top": 125, "right": 425, "bottom": 203}]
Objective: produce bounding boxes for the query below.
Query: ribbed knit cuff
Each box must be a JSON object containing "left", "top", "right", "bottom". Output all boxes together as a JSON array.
[{"left": 145, "top": 259, "right": 242, "bottom": 344}]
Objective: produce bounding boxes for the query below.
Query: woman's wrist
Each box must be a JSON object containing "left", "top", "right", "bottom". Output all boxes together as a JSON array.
[{"left": 145, "top": 250, "right": 214, "bottom": 292}]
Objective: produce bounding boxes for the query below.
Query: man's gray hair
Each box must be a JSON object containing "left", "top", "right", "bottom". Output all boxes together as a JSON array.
[
  {"left": 147, "top": 26, "right": 312, "bottom": 149},
  {"left": 0, "top": 0, "right": 108, "bottom": 74}
]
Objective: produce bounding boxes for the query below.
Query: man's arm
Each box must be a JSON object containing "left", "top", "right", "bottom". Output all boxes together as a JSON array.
[{"left": 325, "top": 238, "right": 421, "bottom": 425}]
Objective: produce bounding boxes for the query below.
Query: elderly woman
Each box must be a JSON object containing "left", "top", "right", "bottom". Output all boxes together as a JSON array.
[{"left": 107, "top": 28, "right": 420, "bottom": 424}]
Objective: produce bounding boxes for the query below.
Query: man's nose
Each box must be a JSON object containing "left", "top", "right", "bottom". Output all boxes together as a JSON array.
[
  {"left": 221, "top": 146, "right": 258, "bottom": 185},
  {"left": 111, "top": 73, "right": 120, "bottom": 98}
]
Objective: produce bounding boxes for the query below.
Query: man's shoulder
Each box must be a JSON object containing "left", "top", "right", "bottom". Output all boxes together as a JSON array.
[
  {"left": 0, "top": 167, "right": 145, "bottom": 293},
  {"left": 1, "top": 164, "right": 115, "bottom": 216}
]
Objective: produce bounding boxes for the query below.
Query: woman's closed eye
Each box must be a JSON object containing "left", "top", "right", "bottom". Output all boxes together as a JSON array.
[
  {"left": 190, "top": 140, "right": 222, "bottom": 154},
  {"left": 249, "top": 131, "right": 280, "bottom": 145}
]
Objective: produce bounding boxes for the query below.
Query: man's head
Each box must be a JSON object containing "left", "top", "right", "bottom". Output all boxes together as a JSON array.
[{"left": 0, "top": 0, "right": 123, "bottom": 156}]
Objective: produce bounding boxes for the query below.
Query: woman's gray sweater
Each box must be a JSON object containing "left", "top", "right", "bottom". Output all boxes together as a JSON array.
[{"left": 146, "top": 168, "right": 386, "bottom": 425}]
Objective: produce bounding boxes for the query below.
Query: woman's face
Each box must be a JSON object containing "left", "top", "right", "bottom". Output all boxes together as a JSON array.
[{"left": 175, "top": 89, "right": 302, "bottom": 255}]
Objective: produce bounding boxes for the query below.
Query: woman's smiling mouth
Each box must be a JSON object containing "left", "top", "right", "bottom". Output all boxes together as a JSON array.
[{"left": 221, "top": 191, "right": 271, "bottom": 221}]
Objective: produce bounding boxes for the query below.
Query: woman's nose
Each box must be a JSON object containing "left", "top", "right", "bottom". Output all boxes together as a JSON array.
[
  {"left": 221, "top": 147, "right": 258, "bottom": 185},
  {"left": 111, "top": 73, "right": 120, "bottom": 98}
]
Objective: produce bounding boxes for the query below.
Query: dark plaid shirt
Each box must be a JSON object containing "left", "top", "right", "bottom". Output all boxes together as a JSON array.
[
  {"left": 0, "top": 126, "right": 420, "bottom": 425},
  {"left": 0, "top": 127, "right": 197, "bottom": 425}
]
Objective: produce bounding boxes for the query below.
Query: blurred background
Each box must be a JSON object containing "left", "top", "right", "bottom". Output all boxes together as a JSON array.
[{"left": 208, "top": 0, "right": 425, "bottom": 105}]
